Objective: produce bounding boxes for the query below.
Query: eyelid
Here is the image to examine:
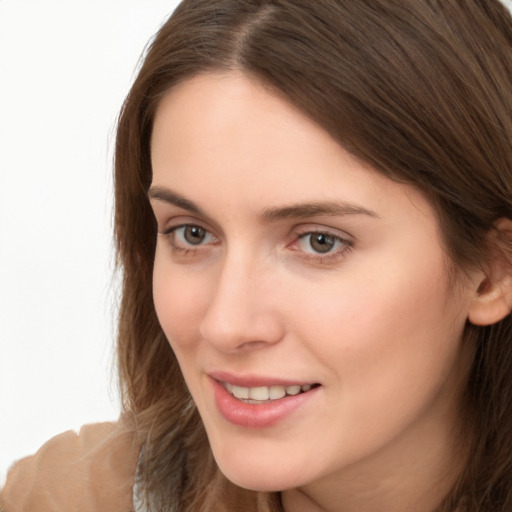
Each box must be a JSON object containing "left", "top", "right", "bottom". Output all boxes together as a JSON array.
[
  {"left": 152, "top": 202, "right": 222, "bottom": 238},
  {"left": 292, "top": 224, "right": 354, "bottom": 243},
  {"left": 158, "top": 215, "right": 215, "bottom": 236},
  {"left": 161, "top": 223, "right": 216, "bottom": 239}
]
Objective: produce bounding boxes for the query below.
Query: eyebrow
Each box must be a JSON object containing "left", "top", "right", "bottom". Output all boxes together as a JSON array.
[
  {"left": 148, "top": 186, "right": 205, "bottom": 215},
  {"left": 148, "top": 186, "right": 378, "bottom": 221},
  {"left": 261, "top": 201, "right": 378, "bottom": 221}
]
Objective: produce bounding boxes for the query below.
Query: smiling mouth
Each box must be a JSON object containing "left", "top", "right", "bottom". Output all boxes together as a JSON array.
[{"left": 222, "top": 381, "right": 321, "bottom": 404}]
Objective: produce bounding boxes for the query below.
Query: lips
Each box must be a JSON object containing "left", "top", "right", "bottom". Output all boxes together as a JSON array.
[{"left": 209, "top": 373, "right": 321, "bottom": 427}]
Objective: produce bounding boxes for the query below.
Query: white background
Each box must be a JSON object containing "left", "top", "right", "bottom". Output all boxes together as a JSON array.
[
  {"left": 1, "top": 0, "right": 512, "bottom": 486},
  {"left": 0, "top": 0, "right": 180, "bottom": 484}
]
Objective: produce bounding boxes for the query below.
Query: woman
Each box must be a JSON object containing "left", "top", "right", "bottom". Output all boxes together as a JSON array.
[{"left": 3, "top": 0, "right": 512, "bottom": 511}]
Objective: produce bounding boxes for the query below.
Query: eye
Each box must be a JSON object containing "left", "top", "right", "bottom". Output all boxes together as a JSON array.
[
  {"left": 301, "top": 232, "right": 339, "bottom": 253},
  {"left": 161, "top": 224, "right": 217, "bottom": 250},
  {"left": 294, "top": 230, "right": 352, "bottom": 259},
  {"left": 179, "top": 225, "right": 208, "bottom": 245}
]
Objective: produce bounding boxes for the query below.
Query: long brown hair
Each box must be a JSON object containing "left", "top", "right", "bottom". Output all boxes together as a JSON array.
[{"left": 114, "top": 1, "right": 512, "bottom": 510}]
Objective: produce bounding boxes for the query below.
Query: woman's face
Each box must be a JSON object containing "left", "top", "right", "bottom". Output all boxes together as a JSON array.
[{"left": 150, "top": 73, "right": 478, "bottom": 495}]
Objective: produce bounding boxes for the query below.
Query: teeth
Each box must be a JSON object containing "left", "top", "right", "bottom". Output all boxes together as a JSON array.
[
  {"left": 286, "top": 385, "right": 301, "bottom": 395},
  {"left": 269, "top": 385, "right": 286, "bottom": 399},
  {"left": 249, "top": 386, "right": 270, "bottom": 400},
  {"left": 225, "top": 382, "right": 316, "bottom": 402},
  {"left": 232, "top": 385, "right": 249, "bottom": 399}
]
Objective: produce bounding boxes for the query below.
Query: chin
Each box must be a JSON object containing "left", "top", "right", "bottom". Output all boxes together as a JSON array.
[
  {"left": 214, "top": 453, "right": 309, "bottom": 493},
  {"left": 221, "top": 470, "right": 294, "bottom": 493}
]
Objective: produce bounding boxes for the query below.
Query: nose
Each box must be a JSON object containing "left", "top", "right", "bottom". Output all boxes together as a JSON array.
[{"left": 199, "top": 252, "right": 285, "bottom": 353}]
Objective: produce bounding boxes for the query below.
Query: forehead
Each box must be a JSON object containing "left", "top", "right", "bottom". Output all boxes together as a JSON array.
[
  {"left": 151, "top": 71, "right": 335, "bottom": 178},
  {"left": 150, "top": 72, "right": 435, "bottom": 226}
]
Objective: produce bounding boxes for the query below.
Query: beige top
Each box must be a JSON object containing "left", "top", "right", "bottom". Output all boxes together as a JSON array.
[{"left": 0, "top": 421, "right": 141, "bottom": 512}]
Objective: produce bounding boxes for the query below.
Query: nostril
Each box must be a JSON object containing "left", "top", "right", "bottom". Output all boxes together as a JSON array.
[{"left": 237, "top": 339, "right": 270, "bottom": 351}]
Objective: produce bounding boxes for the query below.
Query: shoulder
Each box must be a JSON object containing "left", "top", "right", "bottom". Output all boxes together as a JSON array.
[{"left": 1, "top": 419, "right": 141, "bottom": 512}]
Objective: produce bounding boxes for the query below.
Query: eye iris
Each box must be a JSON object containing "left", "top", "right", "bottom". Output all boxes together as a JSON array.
[
  {"left": 184, "top": 226, "right": 206, "bottom": 245},
  {"left": 310, "top": 233, "right": 335, "bottom": 253}
]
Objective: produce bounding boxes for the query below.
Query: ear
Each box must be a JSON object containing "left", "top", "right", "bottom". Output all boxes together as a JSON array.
[{"left": 468, "top": 218, "right": 512, "bottom": 326}]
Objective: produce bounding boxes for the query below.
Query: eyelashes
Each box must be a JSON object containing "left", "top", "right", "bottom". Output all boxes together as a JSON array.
[
  {"left": 294, "top": 231, "right": 352, "bottom": 261},
  {"left": 159, "top": 224, "right": 219, "bottom": 258},
  {"left": 166, "top": 225, "right": 217, "bottom": 247},
  {"left": 159, "top": 223, "right": 353, "bottom": 264}
]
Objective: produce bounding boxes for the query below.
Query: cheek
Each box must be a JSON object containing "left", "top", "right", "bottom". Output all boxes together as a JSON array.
[
  {"left": 293, "top": 256, "right": 467, "bottom": 394},
  {"left": 284, "top": 268, "right": 469, "bottom": 464},
  {"left": 152, "top": 252, "right": 209, "bottom": 349}
]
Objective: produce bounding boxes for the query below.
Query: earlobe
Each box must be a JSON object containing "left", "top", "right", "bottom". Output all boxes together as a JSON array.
[{"left": 468, "top": 219, "right": 512, "bottom": 326}]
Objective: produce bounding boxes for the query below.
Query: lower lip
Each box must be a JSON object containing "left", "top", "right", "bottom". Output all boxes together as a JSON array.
[{"left": 211, "top": 379, "right": 319, "bottom": 428}]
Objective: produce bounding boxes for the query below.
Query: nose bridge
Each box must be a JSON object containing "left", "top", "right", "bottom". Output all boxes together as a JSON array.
[{"left": 199, "top": 245, "right": 283, "bottom": 352}]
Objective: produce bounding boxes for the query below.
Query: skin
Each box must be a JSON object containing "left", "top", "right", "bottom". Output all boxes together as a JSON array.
[{"left": 149, "top": 72, "right": 483, "bottom": 512}]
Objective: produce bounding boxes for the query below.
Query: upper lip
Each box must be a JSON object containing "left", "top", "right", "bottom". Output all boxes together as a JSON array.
[{"left": 208, "top": 371, "right": 318, "bottom": 388}]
